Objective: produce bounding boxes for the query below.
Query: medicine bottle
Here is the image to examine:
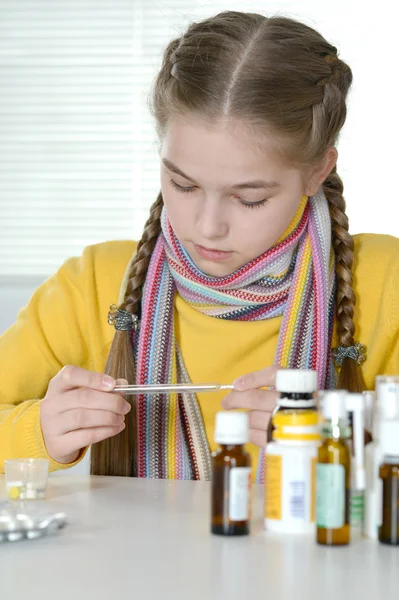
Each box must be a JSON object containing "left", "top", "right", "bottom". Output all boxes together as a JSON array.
[
  {"left": 378, "top": 420, "right": 399, "bottom": 545},
  {"left": 345, "top": 393, "right": 366, "bottom": 534},
  {"left": 316, "top": 390, "right": 351, "bottom": 546},
  {"left": 211, "top": 411, "right": 251, "bottom": 536},
  {"left": 265, "top": 369, "right": 319, "bottom": 533},
  {"left": 365, "top": 376, "right": 399, "bottom": 539}
]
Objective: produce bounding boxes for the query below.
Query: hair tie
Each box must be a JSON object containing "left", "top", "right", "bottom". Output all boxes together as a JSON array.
[
  {"left": 317, "top": 53, "right": 341, "bottom": 87},
  {"left": 324, "top": 53, "right": 338, "bottom": 66},
  {"left": 170, "top": 61, "right": 181, "bottom": 81},
  {"left": 332, "top": 342, "right": 367, "bottom": 367},
  {"left": 108, "top": 304, "right": 138, "bottom": 331}
]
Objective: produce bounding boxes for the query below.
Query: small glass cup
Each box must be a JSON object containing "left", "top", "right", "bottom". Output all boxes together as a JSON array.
[{"left": 4, "top": 459, "right": 49, "bottom": 500}]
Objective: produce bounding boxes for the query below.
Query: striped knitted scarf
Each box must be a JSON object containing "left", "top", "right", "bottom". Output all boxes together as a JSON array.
[{"left": 133, "top": 189, "right": 336, "bottom": 481}]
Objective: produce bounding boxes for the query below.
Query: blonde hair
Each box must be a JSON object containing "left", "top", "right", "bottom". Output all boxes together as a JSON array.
[{"left": 91, "top": 11, "right": 364, "bottom": 476}]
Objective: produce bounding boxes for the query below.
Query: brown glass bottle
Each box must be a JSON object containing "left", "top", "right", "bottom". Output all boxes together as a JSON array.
[
  {"left": 379, "top": 460, "right": 399, "bottom": 545},
  {"left": 317, "top": 436, "right": 351, "bottom": 545},
  {"left": 211, "top": 412, "right": 251, "bottom": 536},
  {"left": 316, "top": 391, "right": 351, "bottom": 546}
]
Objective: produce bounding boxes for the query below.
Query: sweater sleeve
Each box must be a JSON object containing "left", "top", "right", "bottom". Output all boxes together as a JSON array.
[{"left": 0, "top": 246, "right": 101, "bottom": 472}]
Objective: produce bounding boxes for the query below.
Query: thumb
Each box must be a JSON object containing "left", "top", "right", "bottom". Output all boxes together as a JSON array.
[
  {"left": 115, "top": 378, "right": 129, "bottom": 386},
  {"left": 233, "top": 365, "right": 279, "bottom": 391}
]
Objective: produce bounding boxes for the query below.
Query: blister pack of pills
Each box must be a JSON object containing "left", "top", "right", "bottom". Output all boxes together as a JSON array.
[{"left": 0, "top": 501, "right": 67, "bottom": 543}]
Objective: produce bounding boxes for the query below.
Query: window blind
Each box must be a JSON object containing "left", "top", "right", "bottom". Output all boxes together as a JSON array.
[{"left": 1, "top": 0, "right": 251, "bottom": 278}]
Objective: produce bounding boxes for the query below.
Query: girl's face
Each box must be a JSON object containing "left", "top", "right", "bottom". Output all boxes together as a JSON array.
[{"left": 160, "top": 118, "right": 317, "bottom": 277}]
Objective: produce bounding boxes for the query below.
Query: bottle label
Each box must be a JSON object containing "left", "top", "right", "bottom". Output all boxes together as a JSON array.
[
  {"left": 265, "top": 454, "right": 282, "bottom": 520},
  {"left": 229, "top": 467, "right": 251, "bottom": 521},
  {"left": 350, "top": 490, "right": 364, "bottom": 529},
  {"left": 265, "top": 450, "right": 317, "bottom": 525},
  {"left": 316, "top": 464, "right": 345, "bottom": 528}
]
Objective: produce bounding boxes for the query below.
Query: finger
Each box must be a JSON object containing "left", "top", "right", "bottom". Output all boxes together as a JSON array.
[
  {"left": 115, "top": 379, "right": 129, "bottom": 399},
  {"left": 233, "top": 365, "right": 279, "bottom": 391},
  {"left": 50, "top": 365, "right": 116, "bottom": 394},
  {"left": 248, "top": 410, "right": 271, "bottom": 432},
  {"left": 55, "top": 388, "right": 131, "bottom": 416},
  {"left": 55, "top": 424, "right": 126, "bottom": 456},
  {"left": 51, "top": 409, "right": 126, "bottom": 435},
  {"left": 249, "top": 428, "right": 267, "bottom": 448},
  {"left": 222, "top": 389, "right": 277, "bottom": 412}
]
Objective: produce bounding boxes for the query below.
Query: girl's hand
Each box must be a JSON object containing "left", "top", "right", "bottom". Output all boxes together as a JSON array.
[
  {"left": 40, "top": 365, "right": 131, "bottom": 464},
  {"left": 221, "top": 366, "right": 278, "bottom": 447}
]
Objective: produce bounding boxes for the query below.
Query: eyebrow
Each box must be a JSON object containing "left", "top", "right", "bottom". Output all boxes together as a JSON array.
[{"left": 162, "top": 158, "right": 281, "bottom": 190}]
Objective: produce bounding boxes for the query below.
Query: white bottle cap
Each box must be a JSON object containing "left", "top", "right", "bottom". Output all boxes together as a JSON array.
[
  {"left": 320, "top": 390, "right": 348, "bottom": 422},
  {"left": 275, "top": 369, "right": 318, "bottom": 393},
  {"left": 215, "top": 411, "right": 249, "bottom": 445},
  {"left": 380, "top": 420, "right": 399, "bottom": 458},
  {"left": 376, "top": 376, "right": 399, "bottom": 420}
]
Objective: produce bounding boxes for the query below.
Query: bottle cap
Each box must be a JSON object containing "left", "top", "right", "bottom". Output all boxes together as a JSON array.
[
  {"left": 275, "top": 369, "right": 318, "bottom": 393},
  {"left": 320, "top": 390, "right": 348, "bottom": 422},
  {"left": 215, "top": 411, "right": 249, "bottom": 445},
  {"left": 376, "top": 376, "right": 399, "bottom": 421},
  {"left": 380, "top": 420, "right": 399, "bottom": 458}
]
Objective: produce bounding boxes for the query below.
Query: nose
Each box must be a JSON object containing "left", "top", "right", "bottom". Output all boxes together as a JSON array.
[{"left": 195, "top": 196, "right": 228, "bottom": 240}]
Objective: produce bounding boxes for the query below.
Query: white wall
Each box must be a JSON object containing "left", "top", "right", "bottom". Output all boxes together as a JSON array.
[{"left": 0, "top": 279, "right": 41, "bottom": 334}]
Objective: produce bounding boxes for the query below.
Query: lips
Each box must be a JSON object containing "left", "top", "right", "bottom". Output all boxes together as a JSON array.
[{"left": 194, "top": 244, "right": 233, "bottom": 262}]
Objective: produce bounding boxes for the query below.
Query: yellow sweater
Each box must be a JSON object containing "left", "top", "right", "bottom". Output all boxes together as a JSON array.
[{"left": 1, "top": 234, "right": 399, "bottom": 476}]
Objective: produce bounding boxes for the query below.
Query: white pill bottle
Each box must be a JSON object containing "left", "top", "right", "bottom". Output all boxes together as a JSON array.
[{"left": 265, "top": 369, "right": 319, "bottom": 534}]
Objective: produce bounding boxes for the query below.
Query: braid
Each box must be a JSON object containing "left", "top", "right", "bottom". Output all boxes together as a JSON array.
[
  {"left": 122, "top": 192, "right": 164, "bottom": 317},
  {"left": 323, "top": 168, "right": 366, "bottom": 391},
  {"left": 309, "top": 54, "right": 352, "bottom": 161},
  {"left": 310, "top": 54, "right": 364, "bottom": 391},
  {"left": 91, "top": 193, "right": 164, "bottom": 476}
]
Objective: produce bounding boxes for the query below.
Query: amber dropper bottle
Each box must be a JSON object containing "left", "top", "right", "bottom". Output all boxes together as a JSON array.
[
  {"left": 211, "top": 411, "right": 251, "bottom": 536},
  {"left": 316, "top": 391, "right": 351, "bottom": 546},
  {"left": 378, "top": 420, "right": 399, "bottom": 545}
]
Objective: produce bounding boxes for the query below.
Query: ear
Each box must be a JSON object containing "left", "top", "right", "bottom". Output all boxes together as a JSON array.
[{"left": 305, "top": 147, "right": 338, "bottom": 196}]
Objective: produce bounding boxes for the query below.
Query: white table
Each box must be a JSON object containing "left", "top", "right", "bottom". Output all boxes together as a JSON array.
[{"left": 0, "top": 475, "right": 397, "bottom": 600}]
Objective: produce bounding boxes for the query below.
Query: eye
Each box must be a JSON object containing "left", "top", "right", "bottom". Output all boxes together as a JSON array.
[
  {"left": 169, "top": 178, "right": 196, "bottom": 193},
  {"left": 237, "top": 198, "right": 269, "bottom": 209},
  {"left": 169, "top": 177, "right": 269, "bottom": 208}
]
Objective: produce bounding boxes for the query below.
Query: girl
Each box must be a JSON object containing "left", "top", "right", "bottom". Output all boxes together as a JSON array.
[{"left": 1, "top": 11, "right": 398, "bottom": 482}]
